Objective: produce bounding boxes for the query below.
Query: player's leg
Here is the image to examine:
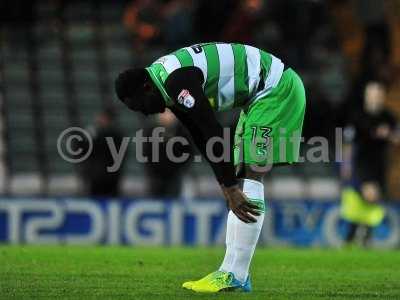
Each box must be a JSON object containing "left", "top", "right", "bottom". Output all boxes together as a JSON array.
[
  {"left": 219, "top": 164, "right": 266, "bottom": 285},
  {"left": 185, "top": 68, "right": 306, "bottom": 293},
  {"left": 218, "top": 112, "right": 247, "bottom": 274},
  {"left": 186, "top": 166, "right": 265, "bottom": 293},
  {"left": 183, "top": 111, "right": 263, "bottom": 293},
  {"left": 182, "top": 111, "right": 248, "bottom": 292},
  {"left": 220, "top": 67, "right": 306, "bottom": 286}
]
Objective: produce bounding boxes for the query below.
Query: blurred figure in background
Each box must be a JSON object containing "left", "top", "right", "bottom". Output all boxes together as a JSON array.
[
  {"left": 221, "top": 0, "right": 264, "bottom": 44},
  {"left": 123, "top": 0, "right": 194, "bottom": 51},
  {"left": 346, "top": 0, "right": 393, "bottom": 119},
  {"left": 356, "top": 0, "right": 391, "bottom": 80},
  {"left": 144, "top": 110, "right": 192, "bottom": 198},
  {"left": 163, "top": 0, "right": 194, "bottom": 49},
  {"left": 80, "top": 108, "right": 125, "bottom": 197},
  {"left": 341, "top": 82, "right": 398, "bottom": 246},
  {"left": 123, "top": 0, "right": 164, "bottom": 50}
]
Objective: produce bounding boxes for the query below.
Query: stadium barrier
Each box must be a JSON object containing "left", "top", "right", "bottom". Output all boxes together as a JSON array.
[{"left": 0, "top": 198, "right": 399, "bottom": 248}]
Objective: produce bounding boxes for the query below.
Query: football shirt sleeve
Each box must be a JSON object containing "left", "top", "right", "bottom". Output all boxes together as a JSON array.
[{"left": 165, "top": 67, "right": 238, "bottom": 187}]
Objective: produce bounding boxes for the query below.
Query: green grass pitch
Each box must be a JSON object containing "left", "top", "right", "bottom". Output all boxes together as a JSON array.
[{"left": 0, "top": 246, "right": 399, "bottom": 299}]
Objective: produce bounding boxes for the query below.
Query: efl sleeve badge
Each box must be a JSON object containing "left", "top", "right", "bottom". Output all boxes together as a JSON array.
[{"left": 178, "top": 89, "right": 195, "bottom": 108}]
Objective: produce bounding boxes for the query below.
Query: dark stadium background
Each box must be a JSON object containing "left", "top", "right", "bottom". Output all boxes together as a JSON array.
[
  {"left": 1, "top": 1, "right": 400, "bottom": 299},
  {"left": 0, "top": 0, "right": 399, "bottom": 245}
]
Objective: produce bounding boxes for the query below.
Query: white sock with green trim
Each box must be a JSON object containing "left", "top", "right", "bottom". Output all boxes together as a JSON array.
[{"left": 219, "top": 179, "right": 265, "bottom": 283}]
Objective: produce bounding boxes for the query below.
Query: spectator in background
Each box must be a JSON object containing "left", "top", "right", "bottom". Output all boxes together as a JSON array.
[
  {"left": 144, "top": 110, "right": 192, "bottom": 198},
  {"left": 302, "top": 84, "right": 335, "bottom": 147},
  {"left": 347, "top": 0, "right": 392, "bottom": 116},
  {"left": 356, "top": 0, "right": 391, "bottom": 74},
  {"left": 123, "top": 0, "right": 164, "bottom": 50},
  {"left": 163, "top": 0, "right": 194, "bottom": 49},
  {"left": 221, "top": 0, "right": 264, "bottom": 44},
  {"left": 80, "top": 108, "right": 125, "bottom": 197},
  {"left": 271, "top": 0, "right": 329, "bottom": 69},
  {"left": 123, "top": 0, "right": 195, "bottom": 52},
  {"left": 352, "top": 82, "right": 397, "bottom": 195},
  {"left": 341, "top": 82, "right": 398, "bottom": 246}
]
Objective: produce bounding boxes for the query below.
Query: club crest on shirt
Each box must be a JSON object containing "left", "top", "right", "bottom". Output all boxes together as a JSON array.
[{"left": 177, "top": 89, "right": 195, "bottom": 108}]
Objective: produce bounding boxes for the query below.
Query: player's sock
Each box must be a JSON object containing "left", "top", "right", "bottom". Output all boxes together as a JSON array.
[
  {"left": 219, "top": 210, "right": 236, "bottom": 272},
  {"left": 228, "top": 179, "right": 265, "bottom": 283}
]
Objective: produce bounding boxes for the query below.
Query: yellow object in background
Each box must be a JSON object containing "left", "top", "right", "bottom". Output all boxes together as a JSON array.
[{"left": 341, "top": 187, "right": 385, "bottom": 227}]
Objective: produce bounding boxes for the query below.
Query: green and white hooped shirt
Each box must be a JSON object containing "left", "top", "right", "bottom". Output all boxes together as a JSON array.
[{"left": 146, "top": 42, "right": 284, "bottom": 111}]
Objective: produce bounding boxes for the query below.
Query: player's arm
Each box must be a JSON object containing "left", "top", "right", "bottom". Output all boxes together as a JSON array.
[
  {"left": 165, "top": 67, "right": 259, "bottom": 223},
  {"left": 166, "top": 68, "right": 236, "bottom": 187}
]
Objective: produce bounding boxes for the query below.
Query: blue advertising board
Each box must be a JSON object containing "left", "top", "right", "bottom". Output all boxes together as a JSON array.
[{"left": 0, "top": 198, "right": 399, "bottom": 248}]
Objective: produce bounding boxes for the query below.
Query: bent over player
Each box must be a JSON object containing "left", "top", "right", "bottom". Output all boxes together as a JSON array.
[{"left": 115, "top": 42, "right": 306, "bottom": 293}]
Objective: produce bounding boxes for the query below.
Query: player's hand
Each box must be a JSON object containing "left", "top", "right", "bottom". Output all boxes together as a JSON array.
[{"left": 221, "top": 185, "right": 260, "bottom": 223}]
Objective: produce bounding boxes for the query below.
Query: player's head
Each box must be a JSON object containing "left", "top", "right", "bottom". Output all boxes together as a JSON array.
[
  {"left": 114, "top": 68, "right": 166, "bottom": 115},
  {"left": 364, "top": 81, "right": 386, "bottom": 114}
]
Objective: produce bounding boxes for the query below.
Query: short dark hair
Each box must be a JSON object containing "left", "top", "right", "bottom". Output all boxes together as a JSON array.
[{"left": 114, "top": 68, "right": 147, "bottom": 102}]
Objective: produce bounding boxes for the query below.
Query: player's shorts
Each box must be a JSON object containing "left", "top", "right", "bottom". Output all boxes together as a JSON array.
[{"left": 234, "top": 68, "right": 306, "bottom": 166}]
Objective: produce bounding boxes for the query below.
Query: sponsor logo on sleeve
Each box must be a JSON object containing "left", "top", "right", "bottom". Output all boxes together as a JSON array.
[{"left": 178, "top": 89, "right": 195, "bottom": 108}]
